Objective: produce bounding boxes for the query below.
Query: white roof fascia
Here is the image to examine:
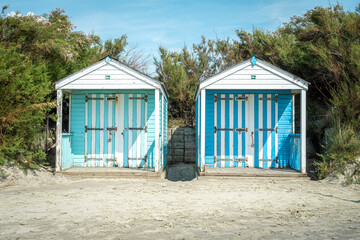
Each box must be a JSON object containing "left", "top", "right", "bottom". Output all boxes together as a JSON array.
[
  {"left": 55, "top": 58, "right": 168, "bottom": 100},
  {"left": 198, "top": 61, "right": 251, "bottom": 93},
  {"left": 108, "top": 61, "right": 158, "bottom": 89},
  {"left": 109, "top": 60, "right": 168, "bottom": 100},
  {"left": 55, "top": 61, "right": 107, "bottom": 90},
  {"left": 195, "top": 58, "right": 309, "bottom": 98},
  {"left": 256, "top": 60, "right": 309, "bottom": 90}
]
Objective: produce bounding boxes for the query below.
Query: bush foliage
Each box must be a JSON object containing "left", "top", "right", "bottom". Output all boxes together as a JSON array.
[
  {"left": 155, "top": 4, "right": 360, "bottom": 179},
  {"left": 0, "top": 7, "right": 148, "bottom": 168},
  {"left": 1, "top": 4, "right": 360, "bottom": 179},
  {"left": 316, "top": 124, "right": 360, "bottom": 182}
]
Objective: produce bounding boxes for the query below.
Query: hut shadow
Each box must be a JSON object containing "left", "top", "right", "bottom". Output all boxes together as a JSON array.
[
  {"left": 166, "top": 163, "right": 196, "bottom": 181},
  {"left": 166, "top": 126, "right": 196, "bottom": 181}
]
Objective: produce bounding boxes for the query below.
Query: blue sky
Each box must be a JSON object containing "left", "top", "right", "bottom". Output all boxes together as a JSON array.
[{"left": 4, "top": 0, "right": 359, "bottom": 73}]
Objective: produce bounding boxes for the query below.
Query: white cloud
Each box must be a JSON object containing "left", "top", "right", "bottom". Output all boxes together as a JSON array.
[{"left": 7, "top": 11, "right": 22, "bottom": 17}]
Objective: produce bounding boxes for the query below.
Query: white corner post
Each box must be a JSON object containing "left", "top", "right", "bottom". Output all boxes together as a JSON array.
[
  {"left": 300, "top": 89, "right": 307, "bottom": 173},
  {"left": 56, "top": 89, "right": 63, "bottom": 171},
  {"left": 200, "top": 89, "right": 206, "bottom": 172},
  {"left": 292, "top": 94, "right": 295, "bottom": 133},
  {"left": 154, "top": 88, "right": 160, "bottom": 172},
  {"left": 161, "top": 94, "right": 164, "bottom": 168}
]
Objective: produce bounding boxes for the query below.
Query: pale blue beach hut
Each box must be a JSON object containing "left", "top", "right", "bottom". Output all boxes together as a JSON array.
[
  {"left": 195, "top": 57, "right": 308, "bottom": 173},
  {"left": 55, "top": 57, "right": 167, "bottom": 172}
]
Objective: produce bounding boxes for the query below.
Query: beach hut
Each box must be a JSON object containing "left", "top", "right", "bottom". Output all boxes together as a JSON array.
[
  {"left": 55, "top": 56, "right": 168, "bottom": 172},
  {"left": 195, "top": 56, "right": 308, "bottom": 173}
]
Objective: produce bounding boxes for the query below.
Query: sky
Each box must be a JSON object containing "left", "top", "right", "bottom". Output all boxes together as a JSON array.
[{"left": 3, "top": 0, "right": 359, "bottom": 74}]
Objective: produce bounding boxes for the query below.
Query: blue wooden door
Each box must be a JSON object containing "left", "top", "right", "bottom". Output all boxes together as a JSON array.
[
  {"left": 84, "top": 94, "right": 117, "bottom": 167},
  {"left": 213, "top": 94, "right": 248, "bottom": 167},
  {"left": 213, "top": 93, "right": 279, "bottom": 168},
  {"left": 255, "top": 94, "right": 279, "bottom": 168},
  {"left": 123, "top": 94, "right": 148, "bottom": 168}
]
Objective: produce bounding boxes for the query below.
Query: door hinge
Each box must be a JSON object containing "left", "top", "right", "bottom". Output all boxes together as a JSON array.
[
  {"left": 255, "top": 127, "right": 278, "bottom": 133},
  {"left": 259, "top": 94, "right": 278, "bottom": 103},
  {"left": 85, "top": 96, "right": 104, "bottom": 102},
  {"left": 235, "top": 96, "right": 248, "bottom": 101},
  {"left": 106, "top": 96, "right": 118, "bottom": 101},
  {"left": 85, "top": 126, "right": 104, "bottom": 132},
  {"left": 214, "top": 94, "right": 233, "bottom": 102},
  {"left": 129, "top": 94, "right": 148, "bottom": 102},
  {"left": 235, "top": 128, "right": 248, "bottom": 132},
  {"left": 214, "top": 127, "right": 234, "bottom": 133}
]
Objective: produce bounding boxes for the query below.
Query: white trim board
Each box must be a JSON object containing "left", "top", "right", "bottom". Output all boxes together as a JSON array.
[
  {"left": 55, "top": 57, "right": 168, "bottom": 100},
  {"left": 196, "top": 57, "right": 309, "bottom": 98}
]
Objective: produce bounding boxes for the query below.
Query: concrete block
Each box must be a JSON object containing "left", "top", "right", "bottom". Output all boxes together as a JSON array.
[
  {"left": 172, "top": 149, "right": 184, "bottom": 156},
  {"left": 184, "top": 128, "right": 195, "bottom": 134},
  {"left": 170, "top": 135, "right": 184, "bottom": 141},
  {"left": 172, "top": 155, "right": 184, "bottom": 162},
  {"left": 172, "top": 142, "right": 184, "bottom": 148},
  {"left": 185, "top": 142, "right": 196, "bottom": 148},
  {"left": 185, "top": 136, "right": 195, "bottom": 142},
  {"left": 184, "top": 156, "right": 195, "bottom": 163},
  {"left": 184, "top": 150, "right": 196, "bottom": 156}
]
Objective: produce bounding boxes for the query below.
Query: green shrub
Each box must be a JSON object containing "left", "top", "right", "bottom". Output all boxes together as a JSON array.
[
  {"left": 31, "top": 151, "right": 47, "bottom": 165},
  {"left": 315, "top": 124, "right": 360, "bottom": 180}
]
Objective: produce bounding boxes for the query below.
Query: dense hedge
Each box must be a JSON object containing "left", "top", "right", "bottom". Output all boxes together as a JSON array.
[
  {"left": 0, "top": 7, "right": 145, "bottom": 168},
  {"left": 155, "top": 4, "right": 360, "bottom": 179}
]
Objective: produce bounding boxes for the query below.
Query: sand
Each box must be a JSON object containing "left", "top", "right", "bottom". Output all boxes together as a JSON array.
[{"left": 0, "top": 165, "right": 359, "bottom": 239}]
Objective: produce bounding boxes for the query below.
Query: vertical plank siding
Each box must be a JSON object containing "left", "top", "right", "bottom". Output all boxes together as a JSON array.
[
  {"left": 195, "top": 97, "right": 199, "bottom": 168},
  {"left": 69, "top": 89, "right": 162, "bottom": 168},
  {"left": 163, "top": 97, "right": 168, "bottom": 169},
  {"left": 159, "top": 94, "right": 162, "bottom": 169},
  {"left": 195, "top": 58, "right": 307, "bottom": 171},
  {"left": 277, "top": 94, "right": 293, "bottom": 168},
  {"left": 71, "top": 94, "right": 85, "bottom": 166},
  {"left": 204, "top": 90, "right": 292, "bottom": 168}
]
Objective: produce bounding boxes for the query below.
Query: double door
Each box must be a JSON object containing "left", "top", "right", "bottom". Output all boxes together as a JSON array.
[
  {"left": 84, "top": 93, "right": 147, "bottom": 167},
  {"left": 214, "top": 93, "right": 278, "bottom": 168}
]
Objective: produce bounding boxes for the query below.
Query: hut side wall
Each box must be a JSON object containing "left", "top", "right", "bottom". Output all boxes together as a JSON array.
[
  {"left": 69, "top": 89, "right": 158, "bottom": 168},
  {"left": 162, "top": 97, "right": 168, "bottom": 169},
  {"left": 204, "top": 89, "right": 293, "bottom": 168},
  {"left": 195, "top": 97, "right": 199, "bottom": 169},
  {"left": 159, "top": 94, "right": 162, "bottom": 169},
  {"left": 195, "top": 96, "right": 203, "bottom": 169}
]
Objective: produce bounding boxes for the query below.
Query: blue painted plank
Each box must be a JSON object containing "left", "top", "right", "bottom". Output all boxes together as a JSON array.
[
  {"left": 271, "top": 94, "right": 276, "bottom": 168},
  {"left": 225, "top": 94, "right": 229, "bottom": 167},
  {"left": 217, "top": 96, "right": 221, "bottom": 167},
  {"left": 112, "top": 96, "right": 115, "bottom": 160},
  {"left": 103, "top": 94, "right": 108, "bottom": 167},
  {"left": 254, "top": 94, "right": 259, "bottom": 168},
  {"left": 87, "top": 98, "right": 92, "bottom": 158},
  {"left": 233, "top": 97, "right": 238, "bottom": 167},
  {"left": 132, "top": 94, "right": 137, "bottom": 168},
  {"left": 141, "top": 94, "right": 145, "bottom": 168},
  {"left": 124, "top": 94, "right": 129, "bottom": 167},
  {"left": 95, "top": 94, "right": 100, "bottom": 167}
]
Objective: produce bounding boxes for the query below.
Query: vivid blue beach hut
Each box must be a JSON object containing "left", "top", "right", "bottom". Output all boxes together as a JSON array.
[
  {"left": 55, "top": 56, "right": 168, "bottom": 172},
  {"left": 195, "top": 56, "right": 308, "bottom": 173}
]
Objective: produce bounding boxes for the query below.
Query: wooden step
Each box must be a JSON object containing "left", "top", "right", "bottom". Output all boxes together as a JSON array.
[
  {"left": 199, "top": 172, "right": 307, "bottom": 178},
  {"left": 57, "top": 168, "right": 163, "bottom": 179},
  {"left": 199, "top": 167, "right": 308, "bottom": 178}
]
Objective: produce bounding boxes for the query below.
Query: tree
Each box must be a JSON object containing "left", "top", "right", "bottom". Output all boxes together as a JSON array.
[{"left": 0, "top": 7, "right": 148, "bottom": 167}]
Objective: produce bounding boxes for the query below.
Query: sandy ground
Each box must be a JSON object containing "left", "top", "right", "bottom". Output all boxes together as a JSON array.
[{"left": 0, "top": 165, "right": 360, "bottom": 240}]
